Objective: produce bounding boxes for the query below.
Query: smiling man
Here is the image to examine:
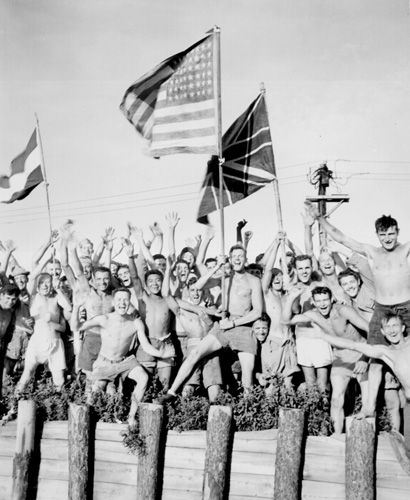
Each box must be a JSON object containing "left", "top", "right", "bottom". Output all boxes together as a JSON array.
[
  {"left": 159, "top": 244, "right": 263, "bottom": 403},
  {"left": 309, "top": 312, "right": 410, "bottom": 407},
  {"left": 283, "top": 285, "right": 370, "bottom": 433},
  {"left": 305, "top": 203, "right": 410, "bottom": 418},
  {"left": 77, "top": 287, "right": 174, "bottom": 426}
]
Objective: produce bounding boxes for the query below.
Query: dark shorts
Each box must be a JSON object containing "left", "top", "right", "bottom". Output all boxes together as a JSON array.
[
  {"left": 210, "top": 324, "right": 258, "bottom": 356},
  {"left": 369, "top": 300, "right": 410, "bottom": 346},
  {"left": 78, "top": 332, "right": 101, "bottom": 371},
  {"left": 136, "top": 336, "right": 176, "bottom": 370},
  {"left": 183, "top": 338, "right": 222, "bottom": 389},
  {"left": 6, "top": 329, "right": 29, "bottom": 361}
]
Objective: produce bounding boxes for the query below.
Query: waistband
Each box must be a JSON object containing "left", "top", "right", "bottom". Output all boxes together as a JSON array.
[
  {"left": 375, "top": 299, "right": 410, "bottom": 311},
  {"left": 98, "top": 354, "right": 127, "bottom": 364}
]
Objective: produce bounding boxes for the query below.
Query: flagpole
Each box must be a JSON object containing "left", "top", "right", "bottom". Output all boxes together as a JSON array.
[
  {"left": 260, "top": 83, "right": 289, "bottom": 279},
  {"left": 213, "top": 26, "right": 227, "bottom": 311},
  {"left": 35, "top": 114, "right": 56, "bottom": 270}
]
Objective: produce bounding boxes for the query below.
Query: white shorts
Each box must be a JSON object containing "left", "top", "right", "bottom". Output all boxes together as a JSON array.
[
  {"left": 295, "top": 337, "right": 333, "bottom": 368},
  {"left": 25, "top": 335, "right": 66, "bottom": 372}
]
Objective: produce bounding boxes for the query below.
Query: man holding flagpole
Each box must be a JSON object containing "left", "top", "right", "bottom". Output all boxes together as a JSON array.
[{"left": 160, "top": 244, "right": 263, "bottom": 403}]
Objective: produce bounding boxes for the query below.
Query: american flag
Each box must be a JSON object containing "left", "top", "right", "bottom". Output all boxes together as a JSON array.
[
  {"left": 197, "top": 93, "right": 276, "bottom": 222},
  {"left": 120, "top": 33, "right": 218, "bottom": 157}
]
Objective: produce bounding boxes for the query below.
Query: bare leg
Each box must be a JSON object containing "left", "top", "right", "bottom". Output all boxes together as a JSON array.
[
  {"left": 237, "top": 352, "right": 255, "bottom": 390},
  {"left": 301, "top": 366, "right": 317, "bottom": 387},
  {"left": 157, "top": 365, "right": 172, "bottom": 392},
  {"left": 50, "top": 369, "right": 65, "bottom": 391},
  {"left": 207, "top": 384, "right": 221, "bottom": 402},
  {"left": 316, "top": 366, "right": 330, "bottom": 392},
  {"left": 330, "top": 374, "right": 350, "bottom": 434},
  {"left": 168, "top": 335, "right": 222, "bottom": 395},
  {"left": 357, "top": 362, "right": 382, "bottom": 419},
  {"left": 127, "top": 366, "right": 149, "bottom": 426},
  {"left": 384, "top": 389, "right": 401, "bottom": 431}
]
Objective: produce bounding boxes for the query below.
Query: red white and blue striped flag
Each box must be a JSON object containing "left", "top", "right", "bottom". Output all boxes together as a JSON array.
[
  {"left": 120, "top": 33, "right": 218, "bottom": 157},
  {"left": 197, "top": 93, "right": 276, "bottom": 222},
  {"left": 0, "top": 129, "right": 44, "bottom": 204}
]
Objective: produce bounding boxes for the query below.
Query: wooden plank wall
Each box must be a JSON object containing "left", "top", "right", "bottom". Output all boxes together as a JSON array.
[{"left": 1, "top": 420, "right": 410, "bottom": 500}]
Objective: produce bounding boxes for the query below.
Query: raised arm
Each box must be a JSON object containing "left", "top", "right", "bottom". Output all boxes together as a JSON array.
[
  {"left": 149, "top": 222, "right": 164, "bottom": 256},
  {"left": 128, "top": 223, "right": 155, "bottom": 270},
  {"left": 236, "top": 219, "right": 247, "bottom": 244},
  {"left": 165, "top": 212, "right": 180, "bottom": 262},
  {"left": 124, "top": 239, "right": 144, "bottom": 299},
  {"left": 262, "top": 234, "right": 281, "bottom": 294},
  {"left": 31, "top": 230, "right": 59, "bottom": 270},
  {"left": 305, "top": 201, "right": 369, "bottom": 255}
]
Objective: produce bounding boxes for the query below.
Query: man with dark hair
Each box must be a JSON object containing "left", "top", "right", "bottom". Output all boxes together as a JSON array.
[
  {"left": 160, "top": 245, "right": 263, "bottom": 402},
  {"left": 305, "top": 202, "right": 410, "bottom": 419},
  {"left": 308, "top": 312, "right": 410, "bottom": 409},
  {"left": 75, "top": 287, "right": 174, "bottom": 426},
  {"left": 283, "top": 285, "right": 369, "bottom": 433},
  {"left": 152, "top": 254, "right": 167, "bottom": 274},
  {"left": 0, "top": 284, "right": 20, "bottom": 394}
]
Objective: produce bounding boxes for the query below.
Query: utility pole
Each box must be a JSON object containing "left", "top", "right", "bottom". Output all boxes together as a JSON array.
[{"left": 306, "top": 162, "right": 349, "bottom": 249}]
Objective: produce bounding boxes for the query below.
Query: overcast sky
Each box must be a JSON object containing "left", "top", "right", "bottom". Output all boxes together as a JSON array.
[{"left": 1, "top": 0, "right": 409, "bottom": 266}]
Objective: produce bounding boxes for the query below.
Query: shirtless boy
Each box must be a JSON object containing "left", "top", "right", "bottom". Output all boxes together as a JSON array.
[
  {"left": 76, "top": 288, "right": 174, "bottom": 426},
  {"left": 305, "top": 203, "right": 410, "bottom": 418},
  {"left": 284, "top": 285, "right": 369, "bottom": 433},
  {"left": 160, "top": 244, "right": 263, "bottom": 402}
]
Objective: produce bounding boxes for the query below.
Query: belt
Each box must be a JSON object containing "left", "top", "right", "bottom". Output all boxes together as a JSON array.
[{"left": 99, "top": 354, "right": 127, "bottom": 364}]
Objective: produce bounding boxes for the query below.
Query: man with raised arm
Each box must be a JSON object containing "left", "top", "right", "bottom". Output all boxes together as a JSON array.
[
  {"left": 160, "top": 244, "right": 263, "bottom": 403},
  {"left": 123, "top": 231, "right": 177, "bottom": 392},
  {"left": 74, "top": 287, "right": 174, "bottom": 426},
  {"left": 307, "top": 312, "right": 410, "bottom": 405},
  {"left": 305, "top": 202, "right": 410, "bottom": 418},
  {"left": 283, "top": 285, "right": 369, "bottom": 433}
]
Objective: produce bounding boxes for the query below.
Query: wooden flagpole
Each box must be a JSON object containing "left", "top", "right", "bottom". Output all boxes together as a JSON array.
[
  {"left": 213, "top": 26, "right": 227, "bottom": 311},
  {"left": 35, "top": 114, "right": 56, "bottom": 272},
  {"left": 260, "top": 83, "right": 289, "bottom": 279}
]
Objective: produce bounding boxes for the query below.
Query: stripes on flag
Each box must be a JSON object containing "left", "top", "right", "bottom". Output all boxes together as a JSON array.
[
  {"left": 197, "top": 93, "right": 276, "bottom": 221},
  {"left": 120, "top": 33, "right": 218, "bottom": 157},
  {"left": 0, "top": 129, "right": 44, "bottom": 204}
]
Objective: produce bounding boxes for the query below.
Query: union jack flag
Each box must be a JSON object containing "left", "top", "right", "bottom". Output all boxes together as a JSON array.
[{"left": 197, "top": 93, "right": 276, "bottom": 222}]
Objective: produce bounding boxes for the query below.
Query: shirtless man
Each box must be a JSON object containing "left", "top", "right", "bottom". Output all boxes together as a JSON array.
[
  {"left": 166, "top": 276, "right": 223, "bottom": 400},
  {"left": 160, "top": 244, "right": 263, "bottom": 403},
  {"left": 305, "top": 203, "right": 410, "bottom": 418},
  {"left": 17, "top": 273, "right": 71, "bottom": 391},
  {"left": 283, "top": 285, "right": 369, "bottom": 433},
  {"left": 262, "top": 233, "right": 299, "bottom": 387},
  {"left": 0, "top": 285, "right": 20, "bottom": 394},
  {"left": 287, "top": 254, "right": 332, "bottom": 391},
  {"left": 75, "top": 288, "right": 174, "bottom": 426},
  {"left": 76, "top": 267, "right": 114, "bottom": 377},
  {"left": 124, "top": 235, "right": 177, "bottom": 392},
  {"left": 308, "top": 313, "right": 410, "bottom": 406}
]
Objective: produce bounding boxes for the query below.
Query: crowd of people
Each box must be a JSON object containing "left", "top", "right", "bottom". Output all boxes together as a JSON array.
[{"left": 0, "top": 204, "right": 409, "bottom": 433}]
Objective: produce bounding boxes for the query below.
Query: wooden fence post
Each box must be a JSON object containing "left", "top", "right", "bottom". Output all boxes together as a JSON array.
[
  {"left": 12, "top": 399, "right": 37, "bottom": 500},
  {"left": 137, "top": 403, "right": 164, "bottom": 500},
  {"left": 68, "top": 403, "right": 91, "bottom": 500},
  {"left": 345, "top": 416, "right": 375, "bottom": 500},
  {"left": 203, "top": 405, "right": 232, "bottom": 500},
  {"left": 273, "top": 408, "right": 305, "bottom": 500}
]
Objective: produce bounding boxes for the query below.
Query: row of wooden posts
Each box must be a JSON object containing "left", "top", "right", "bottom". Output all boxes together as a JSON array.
[{"left": 12, "top": 399, "right": 376, "bottom": 500}]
